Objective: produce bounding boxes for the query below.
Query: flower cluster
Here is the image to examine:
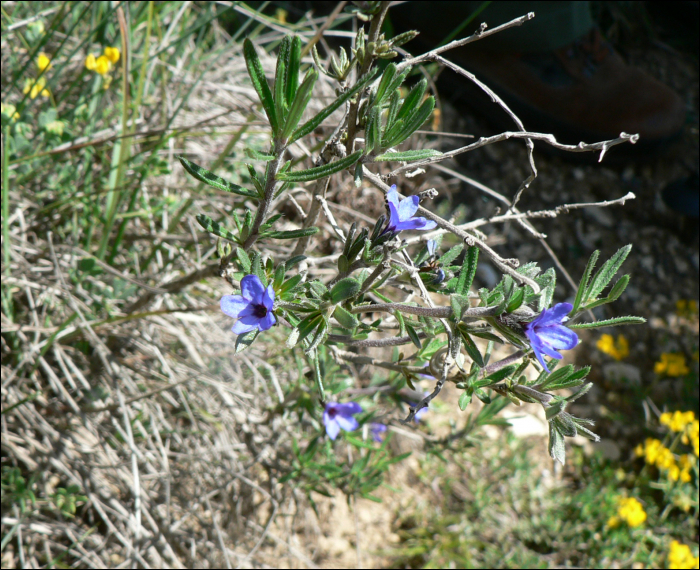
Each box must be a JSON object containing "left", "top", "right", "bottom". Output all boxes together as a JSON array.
[
  {"left": 667, "top": 540, "right": 699, "bottom": 569},
  {"left": 596, "top": 333, "right": 629, "bottom": 361},
  {"left": 22, "top": 52, "right": 52, "bottom": 99},
  {"left": 85, "top": 46, "right": 120, "bottom": 87},
  {"left": 655, "top": 353, "right": 691, "bottom": 377},
  {"left": 635, "top": 438, "right": 695, "bottom": 483},
  {"left": 523, "top": 302, "right": 578, "bottom": 372},
  {"left": 607, "top": 496, "right": 647, "bottom": 528}
]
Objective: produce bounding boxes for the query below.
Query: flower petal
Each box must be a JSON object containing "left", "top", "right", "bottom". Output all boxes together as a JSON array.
[
  {"left": 240, "top": 274, "right": 265, "bottom": 303},
  {"left": 258, "top": 311, "right": 276, "bottom": 331},
  {"left": 397, "top": 194, "right": 419, "bottom": 221},
  {"left": 323, "top": 416, "right": 340, "bottom": 440},
  {"left": 263, "top": 284, "right": 275, "bottom": 310},
  {"left": 220, "top": 295, "right": 249, "bottom": 318},
  {"left": 337, "top": 401, "right": 363, "bottom": 416},
  {"left": 231, "top": 320, "right": 257, "bottom": 335},
  {"left": 335, "top": 414, "right": 359, "bottom": 433},
  {"left": 537, "top": 303, "right": 573, "bottom": 326},
  {"left": 532, "top": 345, "right": 551, "bottom": 373},
  {"left": 538, "top": 325, "right": 579, "bottom": 350},
  {"left": 386, "top": 185, "right": 400, "bottom": 210}
]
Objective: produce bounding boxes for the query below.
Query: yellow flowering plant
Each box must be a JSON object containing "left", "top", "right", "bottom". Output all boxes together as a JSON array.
[
  {"left": 607, "top": 496, "right": 647, "bottom": 528},
  {"left": 655, "top": 353, "right": 691, "bottom": 377},
  {"left": 597, "top": 333, "right": 629, "bottom": 360},
  {"left": 667, "top": 540, "right": 699, "bottom": 570},
  {"left": 85, "top": 46, "right": 120, "bottom": 87}
]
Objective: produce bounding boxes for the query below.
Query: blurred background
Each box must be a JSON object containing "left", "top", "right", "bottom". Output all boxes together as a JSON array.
[{"left": 1, "top": 2, "right": 698, "bottom": 568}]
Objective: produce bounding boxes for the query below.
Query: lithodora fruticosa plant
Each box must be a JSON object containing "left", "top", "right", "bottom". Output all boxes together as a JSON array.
[{"left": 179, "top": 3, "right": 644, "bottom": 472}]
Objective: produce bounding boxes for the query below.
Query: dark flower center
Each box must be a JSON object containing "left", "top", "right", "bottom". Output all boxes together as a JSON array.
[
  {"left": 327, "top": 407, "right": 337, "bottom": 419},
  {"left": 252, "top": 303, "right": 268, "bottom": 319}
]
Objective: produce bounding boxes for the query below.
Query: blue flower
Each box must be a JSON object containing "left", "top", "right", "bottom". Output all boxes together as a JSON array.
[
  {"left": 370, "top": 422, "right": 388, "bottom": 442},
  {"left": 220, "top": 274, "right": 276, "bottom": 335},
  {"left": 323, "top": 401, "right": 362, "bottom": 440},
  {"left": 523, "top": 302, "right": 579, "bottom": 373},
  {"left": 382, "top": 185, "right": 437, "bottom": 237},
  {"left": 426, "top": 239, "right": 438, "bottom": 257}
]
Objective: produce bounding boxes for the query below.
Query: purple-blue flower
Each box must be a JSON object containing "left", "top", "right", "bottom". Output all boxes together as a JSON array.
[
  {"left": 410, "top": 391, "right": 430, "bottom": 423},
  {"left": 220, "top": 274, "right": 276, "bottom": 335},
  {"left": 426, "top": 239, "right": 438, "bottom": 257},
  {"left": 323, "top": 401, "right": 362, "bottom": 440},
  {"left": 382, "top": 185, "right": 437, "bottom": 237},
  {"left": 370, "top": 422, "right": 388, "bottom": 442},
  {"left": 523, "top": 302, "right": 579, "bottom": 373}
]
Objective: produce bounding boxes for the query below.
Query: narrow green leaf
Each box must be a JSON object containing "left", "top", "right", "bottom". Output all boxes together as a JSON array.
[
  {"left": 337, "top": 254, "right": 349, "bottom": 274},
  {"left": 568, "top": 316, "right": 646, "bottom": 329},
  {"left": 484, "top": 365, "right": 518, "bottom": 384},
  {"left": 365, "top": 107, "right": 381, "bottom": 154},
  {"left": 178, "top": 156, "right": 257, "bottom": 198},
  {"left": 279, "top": 274, "right": 303, "bottom": 299},
  {"left": 383, "top": 96, "right": 435, "bottom": 148},
  {"left": 458, "top": 327, "right": 484, "bottom": 367},
  {"left": 273, "top": 262, "right": 286, "bottom": 289},
  {"left": 285, "top": 255, "right": 306, "bottom": 269},
  {"left": 196, "top": 214, "right": 239, "bottom": 243},
  {"left": 373, "top": 149, "right": 442, "bottom": 162},
  {"left": 506, "top": 287, "right": 525, "bottom": 313},
  {"left": 274, "top": 35, "right": 291, "bottom": 126},
  {"left": 305, "top": 317, "right": 329, "bottom": 354},
  {"left": 456, "top": 245, "right": 478, "bottom": 296},
  {"left": 458, "top": 391, "right": 472, "bottom": 411},
  {"left": 282, "top": 68, "right": 318, "bottom": 142},
  {"left": 235, "top": 330, "right": 258, "bottom": 353},
  {"left": 285, "top": 36, "right": 302, "bottom": 105},
  {"left": 373, "top": 63, "right": 397, "bottom": 108},
  {"left": 244, "top": 148, "right": 275, "bottom": 162},
  {"left": 236, "top": 247, "right": 251, "bottom": 273},
  {"left": 450, "top": 294, "right": 464, "bottom": 322},
  {"left": 276, "top": 150, "right": 362, "bottom": 182},
  {"left": 291, "top": 67, "right": 379, "bottom": 142},
  {"left": 573, "top": 250, "right": 599, "bottom": 313},
  {"left": 330, "top": 277, "right": 361, "bottom": 304},
  {"left": 334, "top": 305, "right": 359, "bottom": 329},
  {"left": 437, "top": 244, "right": 463, "bottom": 266},
  {"left": 263, "top": 227, "right": 320, "bottom": 240},
  {"left": 395, "top": 78, "right": 427, "bottom": 123},
  {"left": 243, "top": 38, "right": 279, "bottom": 135},
  {"left": 587, "top": 245, "right": 632, "bottom": 301},
  {"left": 606, "top": 274, "right": 629, "bottom": 302},
  {"left": 539, "top": 364, "right": 574, "bottom": 390},
  {"left": 406, "top": 323, "right": 422, "bottom": 349},
  {"left": 385, "top": 90, "right": 401, "bottom": 133},
  {"left": 548, "top": 423, "right": 566, "bottom": 465}
]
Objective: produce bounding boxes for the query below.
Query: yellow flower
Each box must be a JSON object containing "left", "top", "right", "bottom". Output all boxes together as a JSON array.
[
  {"left": 679, "top": 469, "right": 691, "bottom": 483},
  {"left": 37, "top": 52, "right": 52, "bottom": 72},
  {"left": 104, "top": 46, "right": 120, "bottom": 64},
  {"left": 94, "top": 55, "right": 111, "bottom": 76},
  {"left": 606, "top": 515, "right": 621, "bottom": 529},
  {"left": 274, "top": 8, "right": 288, "bottom": 23},
  {"left": 85, "top": 53, "right": 97, "bottom": 71},
  {"left": 1, "top": 103, "right": 20, "bottom": 121},
  {"left": 23, "top": 77, "right": 49, "bottom": 99},
  {"left": 668, "top": 540, "right": 699, "bottom": 569},
  {"left": 668, "top": 464, "right": 680, "bottom": 481},
  {"left": 597, "top": 334, "right": 629, "bottom": 360},
  {"left": 617, "top": 497, "right": 647, "bottom": 527},
  {"left": 662, "top": 410, "right": 696, "bottom": 432},
  {"left": 655, "top": 353, "right": 690, "bottom": 377}
]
